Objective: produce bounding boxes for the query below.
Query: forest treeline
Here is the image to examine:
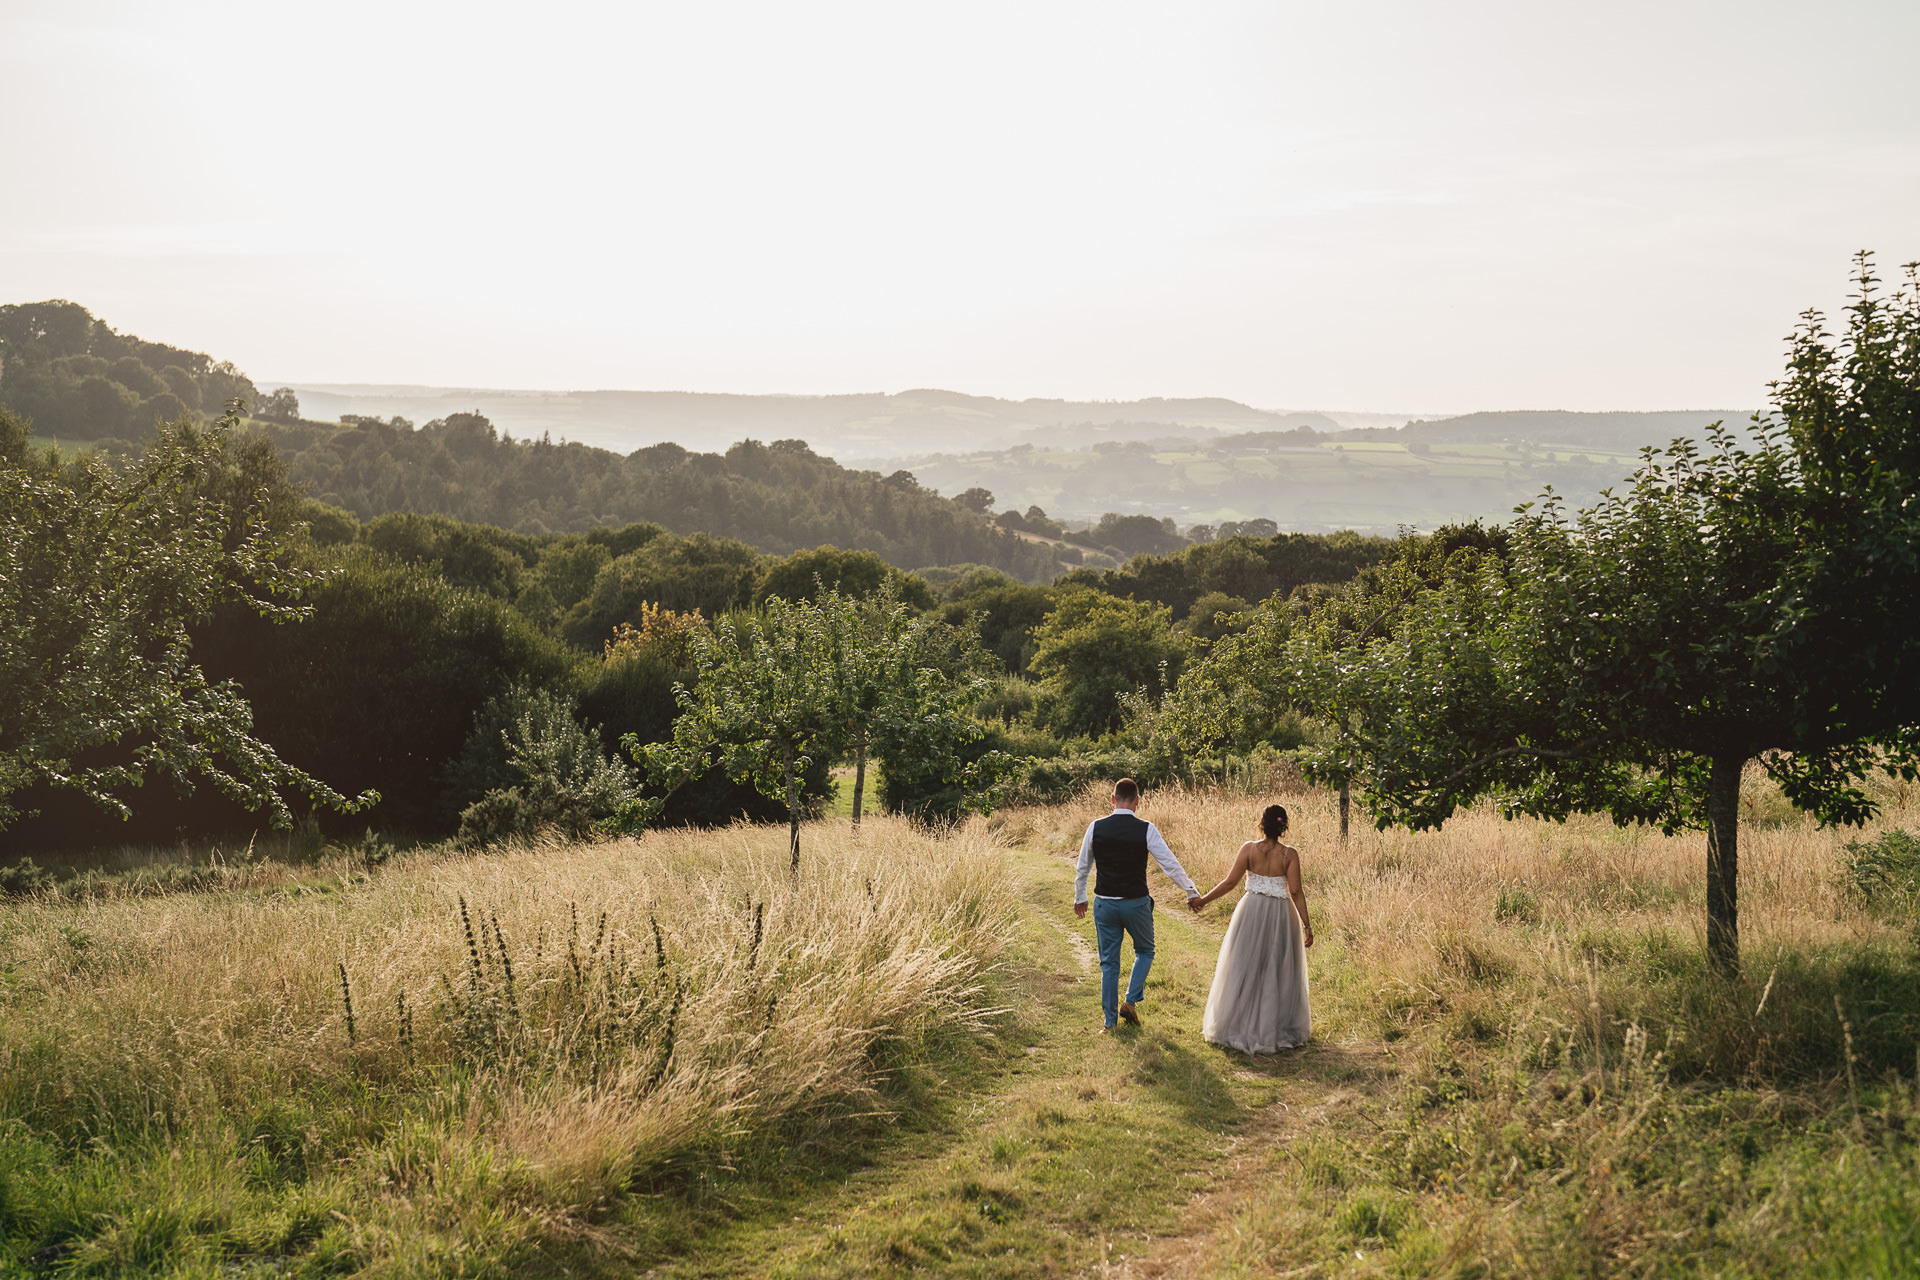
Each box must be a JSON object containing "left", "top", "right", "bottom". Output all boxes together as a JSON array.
[
  {"left": 262, "top": 412, "right": 1066, "bottom": 581},
  {"left": 1, "top": 401, "right": 1398, "bottom": 851},
  {"left": 0, "top": 300, "right": 1055, "bottom": 581},
  {"left": 0, "top": 300, "right": 260, "bottom": 443}
]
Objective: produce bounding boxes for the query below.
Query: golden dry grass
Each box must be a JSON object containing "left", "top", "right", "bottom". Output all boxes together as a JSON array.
[
  {"left": 990, "top": 767, "right": 1920, "bottom": 1080},
  {"left": 995, "top": 767, "right": 1918, "bottom": 978},
  {"left": 0, "top": 816, "right": 1016, "bottom": 1267}
]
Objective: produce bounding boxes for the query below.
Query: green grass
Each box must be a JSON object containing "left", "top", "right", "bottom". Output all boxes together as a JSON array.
[{"left": 3, "top": 821, "right": 1918, "bottom": 1276}]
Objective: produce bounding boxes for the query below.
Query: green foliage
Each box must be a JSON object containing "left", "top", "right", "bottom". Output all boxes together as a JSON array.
[
  {"left": 560, "top": 531, "right": 762, "bottom": 648},
  {"left": 263, "top": 414, "right": 1062, "bottom": 580},
  {"left": 1058, "top": 529, "right": 1397, "bottom": 620},
  {"left": 189, "top": 545, "right": 576, "bottom": 835},
  {"left": 361, "top": 510, "right": 537, "bottom": 599},
  {"left": 636, "top": 594, "right": 857, "bottom": 871},
  {"left": 1769, "top": 254, "right": 1920, "bottom": 779},
  {"left": 756, "top": 543, "right": 935, "bottom": 609},
  {"left": 515, "top": 533, "right": 610, "bottom": 626},
  {"left": 639, "top": 590, "right": 1001, "bottom": 863},
  {"left": 0, "top": 407, "right": 373, "bottom": 832},
  {"left": 1086, "top": 512, "right": 1188, "bottom": 557},
  {"left": 1235, "top": 257, "right": 1920, "bottom": 975},
  {"left": 936, "top": 574, "right": 1059, "bottom": 675},
  {"left": 1178, "top": 590, "right": 1251, "bottom": 645},
  {"left": 1028, "top": 590, "right": 1191, "bottom": 738},
  {"left": 450, "top": 684, "right": 644, "bottom": 845},
  {"left": 0, "top": 300, "right": 255, "bottom": 439},
  {"left": 581, "top": 622, "right": 805, "bottom": 827},
  {"left": 1493, "top": 882, "right": 1540, "bottom": 924},
  {"left": 860, "top": 602, "right": 1010, "bottom": 823},
  {"left": 0, "top": 858, "right": 54, "bottom": 898},
  {"left": 1841, "top": 828, "right": 1920, "bottom": 910}
]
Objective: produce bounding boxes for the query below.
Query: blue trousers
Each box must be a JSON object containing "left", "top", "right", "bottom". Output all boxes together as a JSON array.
[{"left": 1093, "top": 895, "right": 1155, "bottom": 1027}]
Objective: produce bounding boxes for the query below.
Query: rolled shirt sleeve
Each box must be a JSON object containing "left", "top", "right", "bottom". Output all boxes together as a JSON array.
[
  {"left": 1074, "top": 820, "right": 1097, "bottom": 904},
  {"left": 1145, "top": 821, "right": 1199, "bottom": 897}
]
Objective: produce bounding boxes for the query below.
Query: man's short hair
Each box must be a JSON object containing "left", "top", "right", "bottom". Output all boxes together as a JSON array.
[{"left": 1113, "top": 778, "right": 1139, "bottom": 803}]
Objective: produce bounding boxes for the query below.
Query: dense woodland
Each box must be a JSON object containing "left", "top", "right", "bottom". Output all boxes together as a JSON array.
[
  {"left": 0, "top": 389, "right": 1401, "bottom": 850},
  {"left": 5, "top": 259, "right": 1916, "bottom": 978},
  {"left": 0, "top": 300, "right": 259, "bottom": 444}
]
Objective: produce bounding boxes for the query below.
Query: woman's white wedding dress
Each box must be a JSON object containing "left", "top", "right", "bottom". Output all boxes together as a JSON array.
[{"left": 1202, "top": 870, "right": 1311, "bottom": 1054}]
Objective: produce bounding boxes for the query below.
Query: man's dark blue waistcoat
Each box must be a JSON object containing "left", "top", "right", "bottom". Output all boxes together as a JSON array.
[{"left": 1090, "top": 812, "right": 1152, "bottom": 899}]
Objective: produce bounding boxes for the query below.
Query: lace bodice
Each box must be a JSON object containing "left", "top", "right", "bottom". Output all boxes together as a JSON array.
[{"left": 1245, "top": 871, "right": 1290, "bottom": 899}]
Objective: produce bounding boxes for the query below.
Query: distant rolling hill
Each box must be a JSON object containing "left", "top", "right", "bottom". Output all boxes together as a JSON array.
[
  {"left": 266, "top": 383, "right": 1397, "bottom": 459},
  {"left": 892, "top": 407, "right": 1752, "bottom": 532}
]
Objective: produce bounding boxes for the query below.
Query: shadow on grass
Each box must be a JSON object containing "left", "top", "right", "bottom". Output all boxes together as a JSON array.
[
  {"left": 1584, "top": 938, "right": 1920, "bottom": 1084},
  {"left": 1114, "top": 1030, "right": 1248, "bottom": 1131}
]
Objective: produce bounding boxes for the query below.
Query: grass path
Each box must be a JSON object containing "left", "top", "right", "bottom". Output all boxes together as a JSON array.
[{"left": 641, "top": 842, "right": 1380, "bottom": 1278}]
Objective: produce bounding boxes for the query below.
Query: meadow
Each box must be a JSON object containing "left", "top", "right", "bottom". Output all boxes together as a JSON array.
[
  {"left": 3, "top": 773, "right": 1918, "bottom": 1276},
  {"left": 904, "top": 439, "right": 1649, "bottom": 532}
]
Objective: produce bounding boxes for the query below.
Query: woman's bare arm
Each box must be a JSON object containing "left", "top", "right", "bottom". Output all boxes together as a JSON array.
[
  {"left": 1287, "top": 848, "right": 1314, "bottom": 947},
  {"left": 1196, "top": 843, "right": 1254, "bottom": 908}
]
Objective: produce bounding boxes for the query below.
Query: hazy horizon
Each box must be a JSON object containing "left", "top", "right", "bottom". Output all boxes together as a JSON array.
[{"left": 6, "top": 0, "right": 1915, "bottom": 411}]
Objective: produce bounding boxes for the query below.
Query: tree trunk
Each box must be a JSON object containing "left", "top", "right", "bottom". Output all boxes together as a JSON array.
[
  {"left": 851, "top": 734, "right": 867, "bottom": 829},
  {"left": 783, "top": 745, "right": 801, "bottom": 883},
  {"left": 1339, "top": 780, "right": 1351, "bottom": 844},
  {"left": 1705, "top": 753, "right": 1744, "bottom": 978}
]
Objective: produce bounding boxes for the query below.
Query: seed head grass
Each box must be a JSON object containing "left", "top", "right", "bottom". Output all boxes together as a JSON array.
[
  {"left": 985, "top": 768, "right": 1920, "bottom": 1276},
  {"left": 0, "top": 816, "right": 1014, "bottom": 1273}
]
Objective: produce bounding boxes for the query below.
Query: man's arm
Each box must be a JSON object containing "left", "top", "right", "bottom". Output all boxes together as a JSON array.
[
  {"left": 1073, "top": 820, "right": 1096, "bottom": 912},
  {"left": 1144, "top": 822, "right": 1199, "bottom": 898}
]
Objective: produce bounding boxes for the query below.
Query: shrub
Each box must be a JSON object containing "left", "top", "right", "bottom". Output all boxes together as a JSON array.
[
  {"left": 1841, "top": 828, "right": 1920, "bottom": 909},
  {"left": 580, "top": 623, "right": 813, "bottom": 828},
  {"left": 450, "top": 685, "right": 645, "bottom": 846},
  {"left": 191, "top": 546, "right": 578, "bottom": 835},
  {"left": 0, "top": 858, "right": 54, "bottom": 898}
]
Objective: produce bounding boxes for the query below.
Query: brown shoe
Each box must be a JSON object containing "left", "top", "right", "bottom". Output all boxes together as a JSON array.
[{"left": 1119, "top": 1001, "right": 1140, "bottom": 1025}]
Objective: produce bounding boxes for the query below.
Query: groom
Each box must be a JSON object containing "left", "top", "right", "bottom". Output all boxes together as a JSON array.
[{"left": 1073, "top": 778, "right": 1202, "bottom": 1033}]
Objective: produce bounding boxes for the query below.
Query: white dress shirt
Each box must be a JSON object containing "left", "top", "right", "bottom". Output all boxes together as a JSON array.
[{"left": 1074, "top": 808, "right": 1200, "bottom": 903}]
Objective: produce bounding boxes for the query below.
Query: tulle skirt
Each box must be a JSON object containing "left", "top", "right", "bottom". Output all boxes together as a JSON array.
[{"left": 1202, "top": 889, "right": 1311, "bottom": 1054}]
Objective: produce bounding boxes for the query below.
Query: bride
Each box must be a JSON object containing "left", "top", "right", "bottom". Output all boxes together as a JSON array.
[{"left": 1194, "top": 804, "right": 1314, "bottom": 1054}]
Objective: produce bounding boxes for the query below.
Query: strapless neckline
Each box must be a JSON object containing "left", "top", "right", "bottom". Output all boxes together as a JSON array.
[{"left": 1245, "top": 871, "right": 1288, "bottom": 898}]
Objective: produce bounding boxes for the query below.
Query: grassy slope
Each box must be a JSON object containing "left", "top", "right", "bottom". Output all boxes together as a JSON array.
[
  {"left": 637, "top": 841, "right": 1297, "bottom": 1278},
  {"left": 629, "top": 787, "right": 1920, "bottom": 1278},
  {"left": 5, "top": 785, "right": 1920, "bottom": 1277}
]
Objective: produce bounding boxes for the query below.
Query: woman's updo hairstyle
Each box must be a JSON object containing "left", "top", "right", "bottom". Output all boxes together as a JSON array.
[{"left": 1260, "top": 804, "right": 1289, "bottom": 840}]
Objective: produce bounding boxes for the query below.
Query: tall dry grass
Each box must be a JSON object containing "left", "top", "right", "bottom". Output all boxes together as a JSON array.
[
  {"left": 990, "top": 766, "right": 1920, "bottom": 1079},
  {"left": 0, "top": 815, "right": 1014, "bottom": 1261},
  {"left": 993, "top": 772, "right": 1920, "bottom": 1274}
]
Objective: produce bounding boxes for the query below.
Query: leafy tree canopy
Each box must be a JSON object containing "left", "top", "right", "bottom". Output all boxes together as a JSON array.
[
  {"left": 1226, "top": 255, "right": 1920, "bottom": 975},
  {"left": 0, "top": 406, "right": 372, "bottom": 832},
  {"left": 1029, "top": 590, "right": 1192, "bottom": 739},
  {"left": 0, "top": 301, "right": 256, "bottom": 440}
]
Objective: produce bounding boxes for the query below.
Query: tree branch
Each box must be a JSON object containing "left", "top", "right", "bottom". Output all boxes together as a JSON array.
[{"left": 1424, "top": 736, "right": 1608, "bottom": 793}]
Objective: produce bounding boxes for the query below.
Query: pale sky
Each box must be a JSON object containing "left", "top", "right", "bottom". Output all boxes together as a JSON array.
[{"left": 3, "top": 0, "right": 1915, "bottom": 413}]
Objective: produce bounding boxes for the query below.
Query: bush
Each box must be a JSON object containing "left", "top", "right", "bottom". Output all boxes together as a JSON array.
[
  {"left": 450, "top": 684, "right": 645, "bottom": 846},
  {"left": 580, "top": 623, "right": 825, "bottom": 828},
  {"left": 0, "top": 858, "right": 54, "bottom": 898},
  {"left": 1841, "top": 828, "right": 1920, "bottom": 909},
  {"left": 192, "top": 546, "right": 578, "bottom": 835}
]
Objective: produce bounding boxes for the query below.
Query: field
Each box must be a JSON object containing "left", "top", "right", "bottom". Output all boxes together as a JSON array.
[
  {"left": 904, "top": 440, "right": 1650, "bottom": 532},
  {"left": 3, "top": 776, "right": 1918, "bottom": 1277}
]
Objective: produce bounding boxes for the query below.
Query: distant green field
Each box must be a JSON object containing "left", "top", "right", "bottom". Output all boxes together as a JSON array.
[{"left": 905, "top": 438, "right": 1648, "bottom": 532}]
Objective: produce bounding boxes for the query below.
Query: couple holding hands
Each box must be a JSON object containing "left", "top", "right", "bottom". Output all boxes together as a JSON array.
[{"left": 1071, "top": 778, "right": 1313, "bottom": 1055}]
